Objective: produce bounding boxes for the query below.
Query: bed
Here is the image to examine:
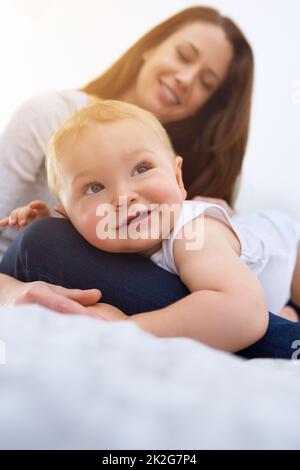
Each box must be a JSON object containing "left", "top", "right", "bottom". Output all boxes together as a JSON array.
[{"left": 0, "top": 305, "right": 299, "bottom": 449}]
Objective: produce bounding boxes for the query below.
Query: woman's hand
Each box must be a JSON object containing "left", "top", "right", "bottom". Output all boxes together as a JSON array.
[
  {"left": 0, "top": 274, "right": 102, "bottom": 316},
  {"left": 0, "top": 200, "right": 51, "bottom": 231},
  {"left": 192, "top": 196, "right": 235, "bottom": 216},
  {"left": 86, "top": 302, "right": 128, "bottom": 321}
]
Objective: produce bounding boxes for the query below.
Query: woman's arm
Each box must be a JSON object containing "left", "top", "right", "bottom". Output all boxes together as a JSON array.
[
  {"left": 0, "top": 91, "right": 87, "bottom": 258},
  {"left": 129, "top": 217, "right": 269, "bottom": 352},
  {"left": 0, "top": 93, "right": 62, "bottom": 219}
]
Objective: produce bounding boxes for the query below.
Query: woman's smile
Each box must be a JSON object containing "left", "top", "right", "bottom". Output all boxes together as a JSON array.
[{"left": 157, "top": 79, "right": 180, "bottom": 106}]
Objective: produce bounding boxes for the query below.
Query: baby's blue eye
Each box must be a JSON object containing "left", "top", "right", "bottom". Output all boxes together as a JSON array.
[
  {"left": 84, "top": 182, "right": 104, "bottom": 194},
  {"left": 132, "top": 162, "right": 153, "bottom": 176}
]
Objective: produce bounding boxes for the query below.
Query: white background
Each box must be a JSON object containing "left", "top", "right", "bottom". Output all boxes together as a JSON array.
[{"left": 0, "top": 0, "right": 299, "bottom": 216}]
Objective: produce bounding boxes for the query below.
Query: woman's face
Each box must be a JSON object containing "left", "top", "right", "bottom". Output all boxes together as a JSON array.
[{"left": 128, "top": 21, "right": 233, "bottom": 123}]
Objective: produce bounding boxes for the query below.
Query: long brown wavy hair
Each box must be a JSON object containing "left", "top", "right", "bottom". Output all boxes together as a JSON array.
[{"left": 81, "top": 6, "right": 254, "bottom": 205}]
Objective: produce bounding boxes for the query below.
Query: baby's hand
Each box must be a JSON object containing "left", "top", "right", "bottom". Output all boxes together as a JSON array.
[{"left": 0, "top": 200, "right": 51, "bottom": 231}]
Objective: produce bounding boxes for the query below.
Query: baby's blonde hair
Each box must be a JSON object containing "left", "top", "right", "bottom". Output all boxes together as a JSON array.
[{"left": 46, "top": 99, "right": 175, "bottom": 199}]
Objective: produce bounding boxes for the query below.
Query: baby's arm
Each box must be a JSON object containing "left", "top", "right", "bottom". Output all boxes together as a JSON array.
[
  {"left": 129, "top": 216, "right": 269, "bottom": 352},
  {"left": 0, "top": 200, "right": 51, "bottom": 230}
]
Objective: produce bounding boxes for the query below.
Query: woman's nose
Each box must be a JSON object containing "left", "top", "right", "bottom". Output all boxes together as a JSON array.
[{"left": 175, "top": 66, "right": 198, "bottom": 90}]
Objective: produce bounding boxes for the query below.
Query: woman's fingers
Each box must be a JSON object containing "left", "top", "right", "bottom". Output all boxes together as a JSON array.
[
  {"left": 47, "top": 284, "right": 102, "bottom": 306},
  {"left": 15, "top": 282, "right": 102, "bottom": 316}
]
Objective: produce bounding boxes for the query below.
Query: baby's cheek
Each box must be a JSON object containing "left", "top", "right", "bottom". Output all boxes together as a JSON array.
[
  {"left": 76, "top": 207, "right": 122, "bottom": 252},
  {"left": 70, "top": 204, "right": 102, "bottom": 246},
  {"left": 145, "top": 177, "right": 181, "bottom": 204}
]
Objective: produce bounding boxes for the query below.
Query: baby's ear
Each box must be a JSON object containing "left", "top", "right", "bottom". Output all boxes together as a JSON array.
[
  {"left": 173, "top": 156, "right": 187, "bottom": 200},
  {"left": 54, "top": 204, "right": 69, "bottom": 219}
]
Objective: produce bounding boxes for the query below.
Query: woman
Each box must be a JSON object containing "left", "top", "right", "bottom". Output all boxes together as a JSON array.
[
  {"left": 0, "top": 6, "right": 298, "bottom": 358},
  {"left": 0, "top": 6, "right": 250, "bottom": 259}
]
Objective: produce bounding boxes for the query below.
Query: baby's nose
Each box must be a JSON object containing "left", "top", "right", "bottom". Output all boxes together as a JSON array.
[{"left": 115, "top": 192, "right": 138, "bottom": 209}]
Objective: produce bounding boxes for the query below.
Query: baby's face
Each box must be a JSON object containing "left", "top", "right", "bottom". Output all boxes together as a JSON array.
[{"left": 57, "top": 118, "right": 186, "bottom": 254}]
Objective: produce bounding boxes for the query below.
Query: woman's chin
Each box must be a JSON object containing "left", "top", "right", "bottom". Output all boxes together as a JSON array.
[{"left": 139, "top": 95, "right": 171, "bottom": 123}]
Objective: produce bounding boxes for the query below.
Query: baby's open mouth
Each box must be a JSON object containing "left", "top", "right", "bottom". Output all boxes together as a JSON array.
[
  {"left": 126, "top": 210, "right": 151, "bottom": 227},
  {"left": 116, "top": 210, "right": 152, "bottom": 230}
]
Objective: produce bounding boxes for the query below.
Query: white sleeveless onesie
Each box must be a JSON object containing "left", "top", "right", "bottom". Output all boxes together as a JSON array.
[{"left": 150, "top": 200, "right": 300, "bottom": 314}]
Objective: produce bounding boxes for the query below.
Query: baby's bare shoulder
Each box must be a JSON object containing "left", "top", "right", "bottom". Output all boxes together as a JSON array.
[{"left": 175, "top": 214, "right": 240, "bottom": 255}]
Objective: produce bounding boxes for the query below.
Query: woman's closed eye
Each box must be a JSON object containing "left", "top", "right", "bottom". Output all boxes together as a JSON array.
[
  {"left": 200, "top": 78, "right": 213, "bottom": 91},
  {"left": 82, "top": 181, "right": 104, "bottom": 195},
  {"left": 176, "top": 47, "right": 192, "bottom": 63},
  {"left": 176, "top": 47, "right": 215, "bottom": 92},
  {"left": 132, "top": 161, "right": 153, "bottom": 176},
  {"left": 200, "top": 75, "right": 216, "bottom": 92}
]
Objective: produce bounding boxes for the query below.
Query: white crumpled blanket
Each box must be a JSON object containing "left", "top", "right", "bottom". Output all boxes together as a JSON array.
[{"left": 0, "top": 305, "right": 299, "bottom": 450}]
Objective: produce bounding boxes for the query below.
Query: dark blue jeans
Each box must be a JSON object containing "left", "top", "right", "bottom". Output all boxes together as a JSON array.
[{"left": 1, "top": 217, "right": 299, "bottom": 359}]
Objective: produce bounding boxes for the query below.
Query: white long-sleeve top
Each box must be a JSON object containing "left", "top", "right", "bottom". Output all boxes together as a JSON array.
[{"left": 0, "top": 90, "right": 90, "bottom": 259}]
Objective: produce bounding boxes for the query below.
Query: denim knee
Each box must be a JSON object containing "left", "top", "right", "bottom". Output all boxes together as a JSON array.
[{"left": 0, "top": 218, "right": 81, "bottom": 283}]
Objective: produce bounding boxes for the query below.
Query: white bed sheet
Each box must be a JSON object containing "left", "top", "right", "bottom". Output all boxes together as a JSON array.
[{"left": 0, "top": 305, "right": 299, "bottom": 450}]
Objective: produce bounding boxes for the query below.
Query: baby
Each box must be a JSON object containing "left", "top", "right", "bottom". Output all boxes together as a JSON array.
[{"left": 1, "top": 100, "right": 299, "bottom": 352}]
